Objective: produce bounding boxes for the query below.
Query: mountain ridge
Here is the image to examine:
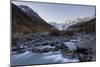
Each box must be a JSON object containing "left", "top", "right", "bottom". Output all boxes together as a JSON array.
[
  {"left": 12, "top": 3, "right": 58, "bottom": 34},
  {"left": 49, "top": 16, "right": 95, "bottom": 31}
]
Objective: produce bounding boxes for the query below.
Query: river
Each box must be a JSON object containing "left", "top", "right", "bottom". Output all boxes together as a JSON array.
[{"left": 11, "top": 51, "right": 79, "bottom": 66}]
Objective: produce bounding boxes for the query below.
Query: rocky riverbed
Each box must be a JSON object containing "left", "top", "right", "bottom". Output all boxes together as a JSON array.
[{"left": 11, "top": 32, "right": 96, "bottom": 65}]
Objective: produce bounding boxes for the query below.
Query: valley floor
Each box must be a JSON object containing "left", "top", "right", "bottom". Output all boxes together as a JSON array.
[{"left": 11, "top": 32, "right": 96, "bottom": 66}]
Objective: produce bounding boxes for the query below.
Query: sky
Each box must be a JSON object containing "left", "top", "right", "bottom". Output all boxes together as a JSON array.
[{"left": 12, "top": 1, "right": 96, "bottom": 23}]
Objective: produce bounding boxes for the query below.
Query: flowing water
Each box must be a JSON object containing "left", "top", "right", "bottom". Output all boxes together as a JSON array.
[{"left": 11, "top": 51, "right": 79, "bottom": 66}]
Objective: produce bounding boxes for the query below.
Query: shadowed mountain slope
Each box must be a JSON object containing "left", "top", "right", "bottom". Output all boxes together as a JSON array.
[{"left": 12, "top": 3, "right": 58, "bottom": 34}]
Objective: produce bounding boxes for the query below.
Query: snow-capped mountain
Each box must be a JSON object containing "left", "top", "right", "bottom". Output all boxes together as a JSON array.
[
  {"left": 49, "top": 15, "right": 95, "bottom": 31},
  {"left": 49, "top": 22, "right": 64, "bottom": 30},
  {"left": 49, "top": 22, "right": 69, "bottom": 31},
  {"left": 68, "top": 15, "right": 96, "bottom": 25},
  {"left": 67, "top": 16, "right": 96, "bottom": 32}
]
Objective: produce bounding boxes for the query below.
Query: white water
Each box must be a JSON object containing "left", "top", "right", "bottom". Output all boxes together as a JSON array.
[
  {"left": 64, "top": 41, "right": 77, "bottom": 51},
  {"left": 11, "top": 51, "right": 79, "bottom": 66}
]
